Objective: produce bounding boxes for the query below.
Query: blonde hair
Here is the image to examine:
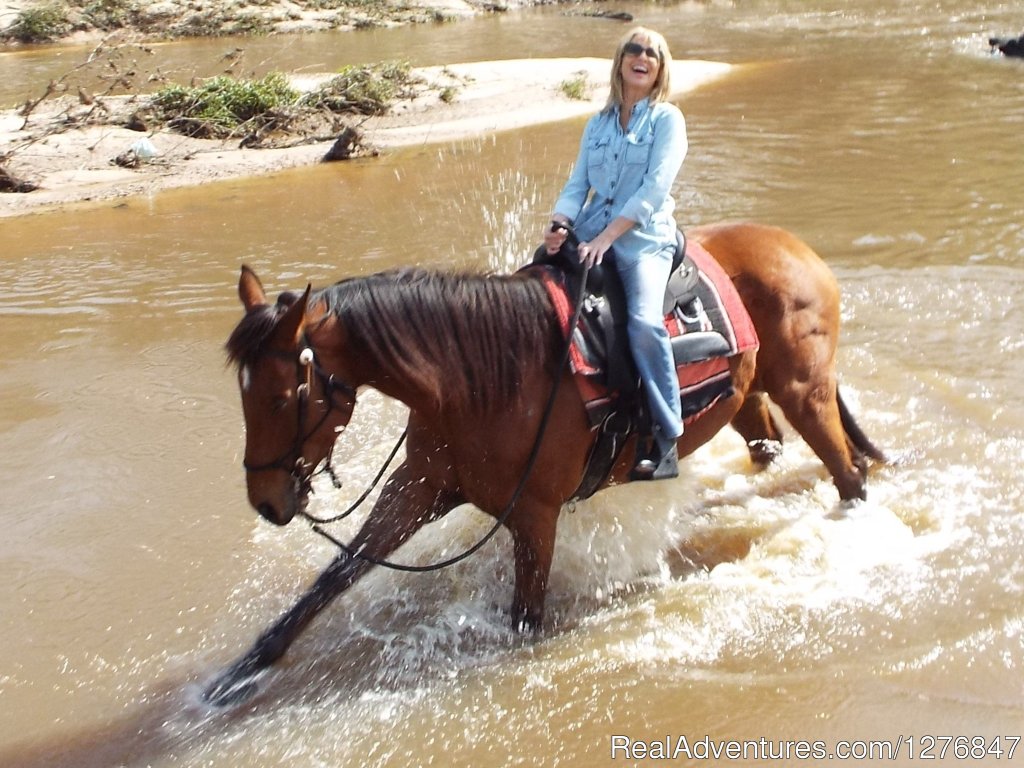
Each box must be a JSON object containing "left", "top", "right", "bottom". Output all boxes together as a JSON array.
[{"left": 605, "top": 26, "right": 674, "bottom": 112}]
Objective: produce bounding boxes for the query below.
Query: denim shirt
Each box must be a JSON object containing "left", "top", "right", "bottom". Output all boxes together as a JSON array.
[{"left": 553, "top": 98, "right": 687, "bottom": 262}]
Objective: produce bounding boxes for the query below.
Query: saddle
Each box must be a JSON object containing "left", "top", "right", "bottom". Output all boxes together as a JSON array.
[
  {"left": 528, "top": 232, "right": 758, "bottom": 500},
  {"left": 549, "top": 232, "right": 732, "bottom": 394}
]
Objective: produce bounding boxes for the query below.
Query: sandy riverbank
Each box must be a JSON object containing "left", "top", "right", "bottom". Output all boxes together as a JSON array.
[{"left": 0, "top": 56, "right": 732, "bottom": 218}]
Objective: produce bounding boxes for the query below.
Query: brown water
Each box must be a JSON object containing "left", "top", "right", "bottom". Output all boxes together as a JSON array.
[{"left": 2, "top": 2, "right": 1023, "bottom": 766}]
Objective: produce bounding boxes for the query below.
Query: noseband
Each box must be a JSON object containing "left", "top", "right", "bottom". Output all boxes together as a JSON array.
[{"left": 242, "top": 341, "right": 357, "bottom": 486}]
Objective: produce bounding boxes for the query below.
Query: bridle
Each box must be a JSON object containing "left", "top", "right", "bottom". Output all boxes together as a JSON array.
[{"left": 241, "top": 337, "right": 357, "bottom": 489}]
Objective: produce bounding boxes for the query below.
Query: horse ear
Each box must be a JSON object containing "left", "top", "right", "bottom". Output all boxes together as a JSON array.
[
  {"left": 238, "top": 265, "right": 267, "bottom": 310},
  {"left": 274, "top": 283, "right": 311, "bottom": 345}
]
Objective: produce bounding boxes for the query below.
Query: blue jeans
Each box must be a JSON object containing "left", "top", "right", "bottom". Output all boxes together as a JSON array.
[{"left": 614, "top": 245, "right": 683, "bottom": 441}]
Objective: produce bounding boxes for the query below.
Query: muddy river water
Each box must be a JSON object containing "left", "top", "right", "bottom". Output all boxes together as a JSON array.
[{"left": 1, "top": 1, "right": 1022, "bottom": 766}]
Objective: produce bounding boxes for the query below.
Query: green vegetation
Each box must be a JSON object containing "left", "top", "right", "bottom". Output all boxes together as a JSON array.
[
  {"left": 151, "top": 72, "right": 299, "bottom": 138},
  {"left": 559, "top": 71, "right": 590, "bottom": 101},
  {"left": 6, "top": 4, "right": 71, "bottom": 43},
  {"left": 148, "top": 62, "right": 427, "bottom": 139},
  {"left": 300, "top": 62, "right": 421, "bottom": 116}
]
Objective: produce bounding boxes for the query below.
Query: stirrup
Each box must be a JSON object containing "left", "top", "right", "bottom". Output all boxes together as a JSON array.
[{"left": 630, "top": 438, "right": 679, "bottom": 481}]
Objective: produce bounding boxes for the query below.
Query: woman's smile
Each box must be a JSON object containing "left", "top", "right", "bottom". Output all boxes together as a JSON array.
[{"left": 621, "top": 38, "right": 660, "bottom": 95}]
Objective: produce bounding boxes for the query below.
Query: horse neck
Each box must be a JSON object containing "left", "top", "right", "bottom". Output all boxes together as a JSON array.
[{"left": 314, "top": 270, "right": 557, "bottom": 417}]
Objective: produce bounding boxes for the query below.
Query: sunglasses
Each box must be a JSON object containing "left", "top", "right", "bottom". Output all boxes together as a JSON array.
[{"left": 623, "top": 41, "right": 661, "bottom": 60}]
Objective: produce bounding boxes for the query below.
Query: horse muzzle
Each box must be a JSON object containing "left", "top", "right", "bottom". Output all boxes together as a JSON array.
[
  {"left": 256, "top": 502, "right": 290, "bottom": 526},
  {"left": 249, "top": 470, "right": 311, "bottom": 526}
]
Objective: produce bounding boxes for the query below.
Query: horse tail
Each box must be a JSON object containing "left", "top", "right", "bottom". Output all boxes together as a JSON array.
[{"left": 837, "top": 386, "right": 887, "bottom": 463}]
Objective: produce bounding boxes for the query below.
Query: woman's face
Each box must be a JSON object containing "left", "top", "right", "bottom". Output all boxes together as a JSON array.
[{"left": 619, "top": 35, "right": 661, "bottom": 97}]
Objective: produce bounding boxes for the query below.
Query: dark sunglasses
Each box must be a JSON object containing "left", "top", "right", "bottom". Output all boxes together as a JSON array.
[{"left": 623, "top": 41, "right": 661, "bottom": 60}]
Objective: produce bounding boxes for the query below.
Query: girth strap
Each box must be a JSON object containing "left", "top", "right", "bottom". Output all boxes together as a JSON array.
[{"left": 569, "top": 412, "right": 632, "bottom": 501}]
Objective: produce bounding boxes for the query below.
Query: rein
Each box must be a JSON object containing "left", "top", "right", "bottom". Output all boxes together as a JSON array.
[{"left": 267, "top": 226, "right": 589, "bottom": 574}]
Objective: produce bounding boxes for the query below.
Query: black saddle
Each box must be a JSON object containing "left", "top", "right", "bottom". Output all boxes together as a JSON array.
[{"left": 531, "top": 230, "right": 730, "bottom": 397}]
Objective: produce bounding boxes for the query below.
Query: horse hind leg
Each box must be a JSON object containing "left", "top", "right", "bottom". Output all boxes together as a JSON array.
[
  {"left": 770, "top": 378, "right": 869, "bottom": 501},
  {"left": 730, "top": 391, "right": 785, "bottom": 467}
]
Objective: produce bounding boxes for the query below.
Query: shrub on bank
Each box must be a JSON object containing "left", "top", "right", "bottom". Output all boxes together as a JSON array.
[
  {"left": 6, "top": 4, "right": 72, "bottom": 42},
  {"left": 2, "top": 1, "right": 142, "bottom": 42},
  {"left": 559, "top": 71, "right": 590, "bottom": 101},
  {"left": 149, "top": 62, "right": 424, "bottom": 138},
  {"left": 300, "top": 62, "right": 420, "bottom": 116},
  {"left": 1, "top": 0, "right": 460, "bottom": 43},
  {"left": 152, "top": 72, "right": 299, "bottom": 138}
]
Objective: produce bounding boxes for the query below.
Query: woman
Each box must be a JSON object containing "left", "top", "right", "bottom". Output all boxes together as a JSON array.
[{"left": 543, "top": 27, "right": 687, "bottom": 480}]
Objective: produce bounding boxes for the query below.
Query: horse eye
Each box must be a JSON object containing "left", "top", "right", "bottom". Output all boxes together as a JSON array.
[{"left": 271, "top": 396, "right": 289, "bottom": 413}]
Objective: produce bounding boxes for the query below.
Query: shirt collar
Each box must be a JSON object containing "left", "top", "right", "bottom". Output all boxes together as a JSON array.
[{"left": 613, "top": 97, "right": 652, "bottom": 120}]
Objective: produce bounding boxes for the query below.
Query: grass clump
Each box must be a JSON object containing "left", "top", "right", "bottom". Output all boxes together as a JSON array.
[
  {"left": 559, "top": 71, "right": 590, "bottom": 101},
  {"left": 6, "top": 3, "right": 72, "bottom": 43},
  {"left": 302, "top": 61, "right": 420, "bottom": 116},
  {"left": 151, "top": 72, "right": 299, "bottom": 138},
  {"left": 148, "top": 64, "right": 423, "bottom": 141}
]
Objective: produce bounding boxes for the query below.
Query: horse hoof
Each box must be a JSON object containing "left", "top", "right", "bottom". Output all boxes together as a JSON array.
[{"left": 747, "top": 438, "right": 783, "bottom": 466}]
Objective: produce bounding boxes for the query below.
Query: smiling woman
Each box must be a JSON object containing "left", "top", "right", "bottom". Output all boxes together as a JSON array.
[{"left": 544, "top": 26, "right": 688, "bottom": 480}]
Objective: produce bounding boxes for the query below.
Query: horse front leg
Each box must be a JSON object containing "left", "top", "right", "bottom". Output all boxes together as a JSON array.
[
  {"left": 203, "top": 549, "right": 369, "bottom": 706},
  {"left": 204, "top": 462, "right": 459, "bottom": 706},
  {"left": 509, "top": 502, "right": 560, "bottom": 633}
]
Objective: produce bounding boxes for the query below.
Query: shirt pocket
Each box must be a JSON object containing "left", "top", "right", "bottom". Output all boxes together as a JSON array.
[
  {"left": 586, "top": 135, "right": 611, "bottom": 189},
  {"left": 624, "top": 131, "right": 654, "bottom": 167}
]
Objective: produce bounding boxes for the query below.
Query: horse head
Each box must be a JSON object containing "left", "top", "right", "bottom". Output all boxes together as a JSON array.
[{"left": 227, "top": 266, "right": 357, "bottom": 526}]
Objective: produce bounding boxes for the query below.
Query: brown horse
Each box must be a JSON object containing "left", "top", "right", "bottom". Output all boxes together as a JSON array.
[{"left": 206, "top": 221, "right": 884, "bottom": 704}]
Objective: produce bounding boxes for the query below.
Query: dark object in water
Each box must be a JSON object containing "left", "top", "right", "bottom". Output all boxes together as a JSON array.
[
  {"left": 989, "top": 34, "right": 1024, "bottom": 58},
  {"left": 323, "top": 126, "right": 363, "bottom": 161},
  {"left": 576, "top": 10, "right": 634, "bottom": 22}
]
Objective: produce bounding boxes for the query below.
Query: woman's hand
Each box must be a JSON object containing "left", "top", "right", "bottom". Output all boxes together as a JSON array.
[
  {"left": 577, "top": 235, "right": 614, "bottom": 268},
  {"left": 544, "top": 216, "right": 571, "bottom": 255},
  {"left": 578, "top": 217, "right": 635, "bottom": 268}
]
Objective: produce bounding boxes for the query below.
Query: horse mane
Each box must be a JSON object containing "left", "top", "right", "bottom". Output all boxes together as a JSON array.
[
  {"left": 226, "top": 268, "right": 561, "bottom": 413},
  {"left": 318, "top": 268, "right": 559, "bottom": 412}
]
